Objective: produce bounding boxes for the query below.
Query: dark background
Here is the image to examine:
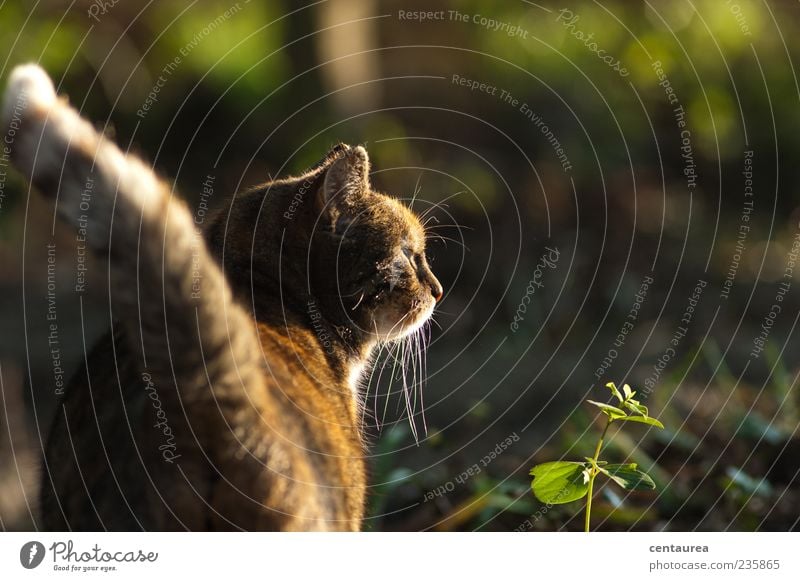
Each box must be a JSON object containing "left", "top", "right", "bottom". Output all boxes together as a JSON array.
[{"left": 1, "top": 0, "right": 799, "bottom": 531}]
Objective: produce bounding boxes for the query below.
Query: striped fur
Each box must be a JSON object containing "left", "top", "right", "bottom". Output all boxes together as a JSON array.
[{"left": 3, "top": 65, "right": 441, "bottom": 530}]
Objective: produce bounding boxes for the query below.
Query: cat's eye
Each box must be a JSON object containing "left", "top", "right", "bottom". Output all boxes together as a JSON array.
[{"left": 402, "top": 246, "right": 417, "bottom": 268}]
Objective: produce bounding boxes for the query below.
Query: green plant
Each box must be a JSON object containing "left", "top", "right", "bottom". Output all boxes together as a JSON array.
[{"left": 529, "top": 382, "right": 665, "bottom": 532}]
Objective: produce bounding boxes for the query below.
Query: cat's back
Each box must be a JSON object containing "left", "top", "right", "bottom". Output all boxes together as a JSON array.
[
  {"left": 41, "top": 322, "right": 366, "bottom": 530},
  {"left": 41, "top": 329, "right": 172, "bottom": 530}
]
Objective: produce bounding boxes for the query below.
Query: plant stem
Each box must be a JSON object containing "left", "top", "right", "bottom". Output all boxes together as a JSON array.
[{"left": 585, "top": 416, "right": 613, "bottom": 533}]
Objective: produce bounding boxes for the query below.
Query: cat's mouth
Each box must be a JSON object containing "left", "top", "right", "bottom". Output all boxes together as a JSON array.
[{"left": 375, "top": 297, "right": 436, "bottom": 342}]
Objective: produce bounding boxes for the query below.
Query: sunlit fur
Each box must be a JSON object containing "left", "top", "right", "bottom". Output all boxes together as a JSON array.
[{"left": 3, "top": 64, "right": 442, "bottom": 530}]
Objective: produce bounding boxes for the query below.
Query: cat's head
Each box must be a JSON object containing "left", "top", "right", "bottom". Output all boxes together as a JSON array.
[{"left": 306, "top": 144, "right": 442, "bottom": 343}]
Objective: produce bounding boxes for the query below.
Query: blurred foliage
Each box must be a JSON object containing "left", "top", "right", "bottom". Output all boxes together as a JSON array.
[{"left": 2, "top": 0, "right": 800, "bottom": 531}]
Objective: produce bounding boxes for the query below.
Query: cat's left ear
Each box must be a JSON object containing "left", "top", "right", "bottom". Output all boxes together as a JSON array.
[{"left": 315, "top": 145, "right": 370, "bottom": 218}]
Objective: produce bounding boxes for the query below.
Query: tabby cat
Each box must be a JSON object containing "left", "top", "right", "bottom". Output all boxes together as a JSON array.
[{"left": 2, "top": 64, "right": 442, "bottom": 531}]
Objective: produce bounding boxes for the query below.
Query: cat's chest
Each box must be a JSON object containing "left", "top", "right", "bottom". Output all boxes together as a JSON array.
[{"left": 347, "top": 362, "right": 366, "bottom": 393}]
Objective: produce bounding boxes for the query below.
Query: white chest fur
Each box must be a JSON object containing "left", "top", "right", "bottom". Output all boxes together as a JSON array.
[{"left": 347, "top": 362, "right": 366, "bottom": 394}]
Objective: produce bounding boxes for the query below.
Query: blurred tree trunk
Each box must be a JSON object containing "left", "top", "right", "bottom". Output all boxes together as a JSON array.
[{"left": 314, "top": 0, "right": 380, "bottom": 117}]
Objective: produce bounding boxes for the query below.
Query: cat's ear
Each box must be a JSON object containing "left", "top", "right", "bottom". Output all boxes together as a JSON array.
[{"left": 315, "top": 144, "right": 370, "bottom": 216}]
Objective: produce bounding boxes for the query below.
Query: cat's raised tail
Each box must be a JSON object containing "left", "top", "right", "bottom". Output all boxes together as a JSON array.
[
  {"left": 2, "top": 64, "right": 283, "bottom": 528},
  {"left": 3, "top": 64, "right": 165, "bottom": 247}
]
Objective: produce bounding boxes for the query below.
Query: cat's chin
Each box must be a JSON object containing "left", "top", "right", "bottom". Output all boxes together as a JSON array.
[{"left": 373, "top": 301, "right": 435, "bottom": 342}]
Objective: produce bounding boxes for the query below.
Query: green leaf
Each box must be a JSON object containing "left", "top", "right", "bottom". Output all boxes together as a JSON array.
[
  {"left": 598, "top": 464, "right": 657, "bottom": 491},
  {"left": 586, "top": 400, "right": 627, "bottom": 419},
  {"left": 529, "top": 461, "right": 590, "bottom": 504},
  {"left": 615, "top": 415, "right": 664, "bottom": 429},
  {"left": 605, "top": 382, "right": 623, "bottom": 403},
  {"left": 724, "top": 467, "right": 774, "bottom": 498},
  {"left": 624, "top": 399, "right": 648, "bottom": 416},
  {"left": 735, "top": 411, "right": 785, "bottom": 445},
  {"left": 622, "top": 384, "right": 635, "bottom": 400}
]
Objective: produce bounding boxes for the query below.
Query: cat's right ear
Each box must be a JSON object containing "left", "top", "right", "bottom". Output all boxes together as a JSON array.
[{"left": 315, "top": 145, "right": 370, "bottom": 222}]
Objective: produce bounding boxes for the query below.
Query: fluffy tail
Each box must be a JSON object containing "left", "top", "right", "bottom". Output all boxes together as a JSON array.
[{"left": 2, "top": 65, "right": 277, "bottom": 527}]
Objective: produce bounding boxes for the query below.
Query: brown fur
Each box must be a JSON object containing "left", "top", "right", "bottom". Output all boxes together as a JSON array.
[{"left": 3, "top": 65, "right": 441, "bottom": 531}]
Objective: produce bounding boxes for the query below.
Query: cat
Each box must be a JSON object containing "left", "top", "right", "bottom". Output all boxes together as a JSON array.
[{"left": 2, "top": 64, "right": 442, "bottom": 531}]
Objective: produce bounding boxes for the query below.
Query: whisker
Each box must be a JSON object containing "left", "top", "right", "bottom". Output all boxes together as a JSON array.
[
  {"left": 419, "top": 351, "right": 425, "bottom": 425},
  {"left": 351, "top": 291, "right": 365, "bottom": 311},
  {"left": 427, "top": 233, "right": 469, "bottom": 251},
  {"left": 378, "top": 312, "right": 415, "bottom": 408},
  {"left": 363, "top": 338, "right": 389, "bottom": 427},
  {"left": 418, "top": 189, "right": 467, "bottom": 220},
  {"left": 422, "top": 215, "right": 440, "bottom": 228},
  {"left": 359, "top": 305, "right": 435, "bottom": 441},
  {"left": 377, "top": 340, "right": 403, "bottom": 427},
  {"left": 420, "top": 322, "right": 430, "bottom": 435},
  {"left": 426, "top": 223, "right": 473, "bottom": 231},
  {"left": 318, "top": 288, "right": 364, "bottom": 299},
  {"left": 429, "top": 308, "right": 457, "bottom": 317},
  {"left": 409, "top": 173, "right": 423, "bottom": 211},
  {"left": 389, "top": 340, "right": 405, "bottom": 423},
  {"left": 398, "top": 335, "right": 418, "bottom": 440},
  {"left": 376, "top": 312, "right": 414, "bottom": 427},
  {"left": 419, "top": 201, "right": 450, "bottom": 221},
  {"left": 410, "top": 328, "right": 420, "bottom": 417},
  {"left": 378, "top": 342, "right": 402, "bottom": 429}
]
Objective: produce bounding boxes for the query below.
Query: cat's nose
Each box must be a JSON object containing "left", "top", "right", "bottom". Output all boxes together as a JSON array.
[{"left": 429, "top": 275, "right": 443, "bottom": 303}]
